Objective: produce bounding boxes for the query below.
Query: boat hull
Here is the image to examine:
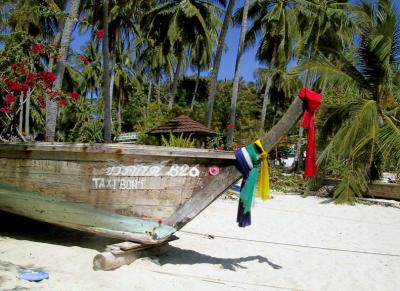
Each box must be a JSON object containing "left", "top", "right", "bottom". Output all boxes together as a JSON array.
[{"left": 0, "top": 143, "right": 238, "bottom": 243}]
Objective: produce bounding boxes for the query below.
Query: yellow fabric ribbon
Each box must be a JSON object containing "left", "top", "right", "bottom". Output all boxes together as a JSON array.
[{"left": 255, "top": 139, "right": 270, "bottom": 200}]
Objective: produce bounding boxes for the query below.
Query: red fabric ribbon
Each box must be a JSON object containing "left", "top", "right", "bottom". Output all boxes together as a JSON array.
[{"left": 298, "top": 87, "right": 322, "bottom": 177}]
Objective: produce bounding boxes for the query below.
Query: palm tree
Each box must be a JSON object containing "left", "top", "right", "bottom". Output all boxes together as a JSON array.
[
  {"left": 102, "top": 0, "right": 111, "bottom": 142},
  {"left": 309, "top": 0, "right": 400, "bottom": 202},
  {"left": 226, "top": 0, "right": 249, "bottom": 145},
  {"left": 46, "top": 0, "right": 81, "bottom": 141},
  {"left": 189, "top": 22, "right": 219, "bottom": 109},
  {"left": 141, "top": 0, "right": 222, "bottom": 109},
  {"left": 295, "top": 0, "right": 356, "bottom": 63},
  {"left": 79, "top": 42, "right": 103, "bottom": 104},
  {"left": 238, "top": 0, "right": 298, "bottom": 130},
  {"left": 137, "top": 40, "right": 175, "bottom": 102},
  {"left": 205, "top": 0, "right": 233, "bottom": 127}
]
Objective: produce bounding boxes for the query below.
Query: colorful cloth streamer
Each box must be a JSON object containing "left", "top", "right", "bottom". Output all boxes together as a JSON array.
[
  {"left": 235, "top": 144, "right": 265, "bottom": 227},
  {"left": 298, "top": 87, "right": 322, "bottom": 177},
  {"left": 234, "top": 148, "right": 252, "bottom": 227},
  {"left": 254, "top": 139, "right": 270, "bottom": 200},
  {"left": 240, "top": 144, "right": 260, "bottom": 214}
]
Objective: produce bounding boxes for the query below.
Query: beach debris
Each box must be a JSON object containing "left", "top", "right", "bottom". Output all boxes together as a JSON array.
[{"left": 18, "top": 271, "right": 49, "bottom": 282}]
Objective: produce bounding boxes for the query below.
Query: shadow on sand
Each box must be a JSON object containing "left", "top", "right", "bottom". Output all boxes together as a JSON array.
[
  {"left": 0, "top": 211, "right": 282, "bottom": 272},
  {"left": 0, "top": 211, "right": 120, "bottom": 251},
  {"left": 157, "top": 245, "right": 283, "bottom": 271}
]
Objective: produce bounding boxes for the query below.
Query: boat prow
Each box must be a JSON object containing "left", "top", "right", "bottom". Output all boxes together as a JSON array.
[{"left": 0, "top": 142, "right": 239, "bottom": 244}]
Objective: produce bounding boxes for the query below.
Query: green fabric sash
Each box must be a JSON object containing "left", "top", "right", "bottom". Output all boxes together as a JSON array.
[{"left": 240, "top": 144, "right": 260, "bottom": 214}]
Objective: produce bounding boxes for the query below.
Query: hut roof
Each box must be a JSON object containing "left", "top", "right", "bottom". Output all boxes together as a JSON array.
[{"left": 148, "top": 115, "right": 216, "bottom": 136}]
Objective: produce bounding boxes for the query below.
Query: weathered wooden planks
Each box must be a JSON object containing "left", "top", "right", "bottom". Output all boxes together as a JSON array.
[
  {"left": 0, "top": 143, "right": 235, "bottom": 161},
  {"left": 367, "top": 183, "right": 400, "bottom": 200},
  {"left": 0, "top": 154, "right": 221, "bottom": 222}
]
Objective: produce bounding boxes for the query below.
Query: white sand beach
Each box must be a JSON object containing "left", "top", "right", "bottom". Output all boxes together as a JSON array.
[{"left": 1, "top": 194, "right": 400, "bottom": 291}]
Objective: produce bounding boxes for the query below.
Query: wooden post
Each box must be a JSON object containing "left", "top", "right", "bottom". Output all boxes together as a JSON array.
[{"left": 93, "top": 239, "right": 175, "bottom": 271}]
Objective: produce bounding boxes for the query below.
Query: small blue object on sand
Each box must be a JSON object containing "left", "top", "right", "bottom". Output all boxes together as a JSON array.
[{"left": 18, "top": 271, "right": 49, "bottom": 282}]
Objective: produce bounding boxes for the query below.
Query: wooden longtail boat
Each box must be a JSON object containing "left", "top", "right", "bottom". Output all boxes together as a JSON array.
[{"left": 0, "top": 99, "right": 304, "bottom": 245}]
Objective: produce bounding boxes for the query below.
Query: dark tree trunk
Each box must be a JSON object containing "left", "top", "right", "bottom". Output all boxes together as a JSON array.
[
  {"left": 205, "top": 0, "right": 236, "bottom": 128},
  {"left": 19, "top": 92, "right": 23, "bottom": 134},
  {"left": 190, "top": 67, "right": 201, "bottom": 110},
  {"left": 147, "top": 80, "right": 152, "bottom": 104},
  {"left": 227, "top": 0, "right": 249, "bottom": 145},
  {"left": 169, "top": 44, "right": 184, "bottom": 109},
  {"left": 156, "top": 74, "right": 161, "bottom": 101}
]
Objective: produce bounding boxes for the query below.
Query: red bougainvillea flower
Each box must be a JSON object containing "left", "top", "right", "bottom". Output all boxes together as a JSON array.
[
  {"left": 69, "top": 91, "right": 80, "bottom": 100},
  {"left": 17, "top": 65, "right": 27, "bottom": 74},
  {"left": 26, "top": 72, "right": 36, "bottom": 84},
  {"left": 32, "top": 43, "right": 45, "bottom": 54},
  {"left": 95, "top": 29, "right": 105, "bottom": 39},
  {"left": 47, "top": 90, "right": 60, "bottom": 98},
  {"left": 226, "top": 123, "right": 235, "bottom": 129},
  {"left": 37, "top": 95, "right": 46, "bottom": 109},
  {"left": 11, "top": 63, "right": 18, "bottom": 69},
  {"left": 4, "top": 94, "right": 16, "bottom": 104},
  {"left": 0, "top": 106, "right": 11, "bottom": 113},
  {"left": 38, "top": 71, "right": 57, "bottom": 84},
  {"left": 80, "top": 55, "right": 90, "bottom": 65},
  {"left": 58, "top": 98, "right": 68, "bottom": 107},
  {"left": 6, "top": 81, "right": 29, "bottom": 92}
]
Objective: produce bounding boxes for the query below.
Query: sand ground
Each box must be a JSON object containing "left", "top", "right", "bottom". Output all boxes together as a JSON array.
[{"left": 0, "top": 194, "right": 399, "bottom": 291}]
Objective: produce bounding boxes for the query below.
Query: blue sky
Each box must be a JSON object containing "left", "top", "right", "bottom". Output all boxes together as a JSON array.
[{"left": 216, "top": 2, "right": 259, "bottom": 82}]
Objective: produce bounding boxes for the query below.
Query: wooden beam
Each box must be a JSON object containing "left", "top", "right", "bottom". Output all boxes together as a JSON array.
[
  {"left": 166, "top": 97, "right": 304, "bottom": 227},
  {"left": 93, "top": 240, "right": 173, "bottom": 271}
]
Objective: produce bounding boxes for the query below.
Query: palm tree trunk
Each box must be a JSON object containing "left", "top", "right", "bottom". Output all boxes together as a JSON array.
[
  {"left": 156, "top": 74, "right": 161, "bottom": 101},
  {"left": 45, "top": 0, "right": 80, "bottom": 142},
  {"left": 205, "top": 0, "right": 236, "bottom": 128},
  {"left": 24, "top": 89, "right": 31, "bottom": 136},
  {"left": 169, "top": 44, "right": 184, "bottom": 109},
  {"left": 118, "top": 89, "right": 122, "bottom": 133},
  {"left": 147, "top": 80, "right": 152, "bottom": 103},
  {"left": 19, "top": 92, "right": 24, "bottom": 134},
  {"left": 260, "top": 74, "right": 272, "bottom": 129},
  {"left": 103, "top": 0, "right": 112, "bottom": 143},
  {"left": 109, "top": 31, "right": 117, "bottom": 107},
  {"left": 190, "top": 67, "right": 201, "bottom": 110},
  {"left": 227, "top": 0, "right": 249, "bottom": 145},
  {"left": 109, "top": 55, "right": 115, "bottom": 104},
  {"left": 260, "top": 40, "right": 278, "bottom": 130}
]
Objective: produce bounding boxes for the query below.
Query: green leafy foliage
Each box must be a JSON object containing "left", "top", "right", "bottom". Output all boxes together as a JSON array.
[{"left": 161, "top": 133, "right": 195, "bottom": 148}]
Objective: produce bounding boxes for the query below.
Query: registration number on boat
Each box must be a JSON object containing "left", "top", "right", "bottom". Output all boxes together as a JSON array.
[{"left": 105, "top": 164, "right": 201, "bottom": 177}]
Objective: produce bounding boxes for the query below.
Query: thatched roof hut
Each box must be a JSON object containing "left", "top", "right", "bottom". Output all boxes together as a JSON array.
[{"left": 148, "top": 115, "right": 216, "bottom": 137}]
